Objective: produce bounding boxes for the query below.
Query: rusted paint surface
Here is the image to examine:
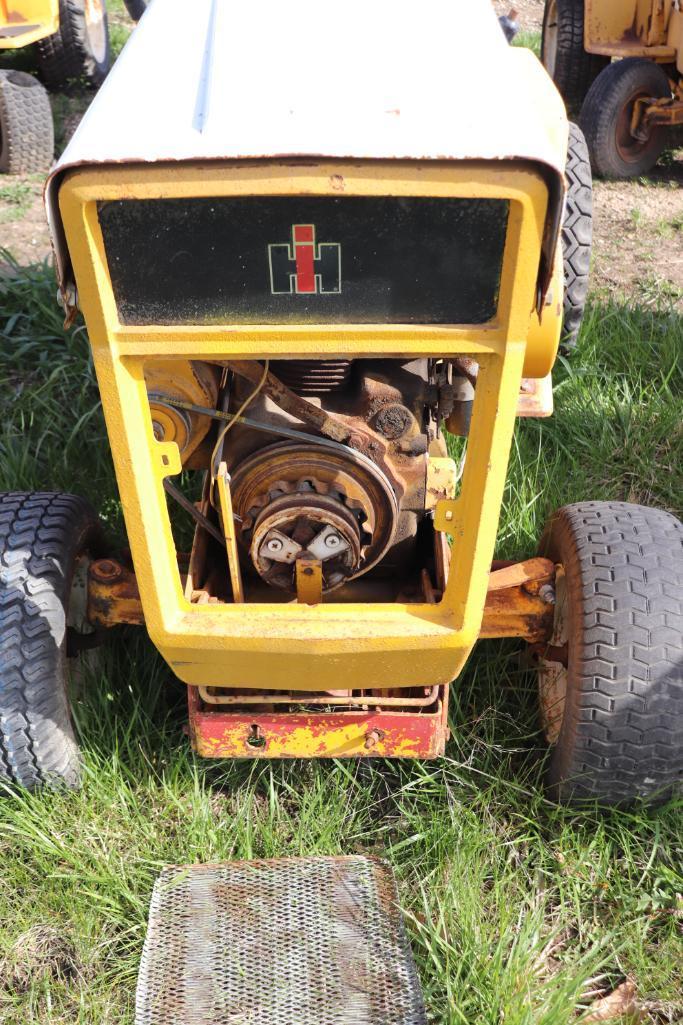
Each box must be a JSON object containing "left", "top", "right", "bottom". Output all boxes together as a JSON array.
[
  {"left": 585, "top": 0, "right": 677, "bottom": 56},
  {"left": 87, "top": 559, "right": 145, "bottom": 626},
  {"left": 187, "top": 685, "right": 449, "bottom": 759},
  {"left": 516, "top": 374, "right": 554, "bottom": 418},
  {"left": 641, "top": 93, "right": 683, "bottom": 128},
  {"left": 87, "top": 554, "right": 556, "bottom": 643},
  {"left": 480, "top": 557, "right": 555, "bottom": 642}
]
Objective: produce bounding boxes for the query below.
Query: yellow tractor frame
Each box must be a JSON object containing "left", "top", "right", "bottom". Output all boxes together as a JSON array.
[
  {"left": 0, "top": 0, "right": 58, "bottom": 47},
  {"left": 59, "top": 161, "right": 559, "bottom": 712},
  {"left": 584, "top": 0, "right": 683, "bottom": 63}
]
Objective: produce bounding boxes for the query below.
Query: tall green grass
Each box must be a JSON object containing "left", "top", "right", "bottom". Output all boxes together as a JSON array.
[{"left": 0, "top": 257, "right": 681, "bottom": 1023}]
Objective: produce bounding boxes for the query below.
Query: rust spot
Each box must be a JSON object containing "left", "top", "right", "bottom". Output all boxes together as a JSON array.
[
  {"left": 329, "top": 174, "right": 344, "bottom": 191},
  {"left": 87, "top": 560, "right": 144, "bottom": 627}
]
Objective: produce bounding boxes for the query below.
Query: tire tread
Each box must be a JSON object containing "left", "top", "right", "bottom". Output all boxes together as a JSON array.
[
  {"left": 0, "top": 492, "right": 100, "bottom": 789},
  {"left": 541, "top": 502, "right": 683, "bottom": 804},
  {"left": 0, "top": 70, "right": 53, "bottom": 175}
]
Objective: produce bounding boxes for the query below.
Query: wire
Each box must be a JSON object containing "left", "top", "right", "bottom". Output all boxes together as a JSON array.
[{"left": 210, "top": 359, "right": 270, "bottom": 497}]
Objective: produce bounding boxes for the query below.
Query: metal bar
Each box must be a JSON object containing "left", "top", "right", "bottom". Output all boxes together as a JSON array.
[
  {"left": 225, "top": 360, "right": 351, "bottom": 443},
  {"left": 147, "top": 391, "right": 359, "bottom": 458},
  {"left": 163, "top": 478, "right": 228, "bottom": 547},
  {"left": 487, "top": 556, "right": 554, "bottom": 593},
  {"left": 296, "top": 555, "right": 323, "bottom": 605},
  {"left": 215, "top": 462, "right": 244, "bottom": 603},
  {"left": 198, "top": 684, "right": 441, "bottom": 708}
]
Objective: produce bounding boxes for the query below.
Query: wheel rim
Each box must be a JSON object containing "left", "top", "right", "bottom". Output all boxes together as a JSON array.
[
  {"left": 615, "top": 86, "right": 661, "bottom": 165},
  {"left": 538, "top": 565, "right": 568, "bottom": 744},
  {"left": 542, "top": 0, "right": 559, "bottom": 78},
  {"left": 84, "top": 0, "right": 107, "bottom": 65}
]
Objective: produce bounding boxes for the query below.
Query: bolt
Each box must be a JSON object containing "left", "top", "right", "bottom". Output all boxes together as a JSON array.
[
  {"left": 266, "top": 537, "right": 284, "bottom": 554},
  {"left": 364, "top": 728, "right": 385, "bottom": 750},
  {"left": 539, "top": 584, "right": 556, "bottom": 605},
  {"left": 91, "top": 559, "right": 122, "bottom": 582},
  {"left": 324, "top": 533, "right": 341, "bottom": 549},
  {"left": 303, "top": 567, "right": 314, "bottom": 577}
]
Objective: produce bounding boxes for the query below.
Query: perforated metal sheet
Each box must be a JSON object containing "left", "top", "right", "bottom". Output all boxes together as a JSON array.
[{"left": 135, "top": 856, "right": 426, "bottom": 1025}]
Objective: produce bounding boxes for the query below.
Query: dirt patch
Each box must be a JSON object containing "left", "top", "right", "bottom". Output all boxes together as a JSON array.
[
  {"left": 0, "top": 179, "right": 52, "bottom": 267},
  {"left": 0, "top": 925, "right": 81, "bottom": 993},
  {"left": 493, "top": 0, "right": 544, "bottom": 34},
  {"left": 593, "top": 163, "right": 683, "bottom": 307}
]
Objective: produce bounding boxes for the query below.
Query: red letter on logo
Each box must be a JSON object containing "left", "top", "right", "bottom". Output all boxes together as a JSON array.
[{"left": 293, "top": 224, "right": 316, "bottom": 293}]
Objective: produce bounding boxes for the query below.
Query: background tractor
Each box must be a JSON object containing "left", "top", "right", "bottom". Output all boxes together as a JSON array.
[
  {"left": 542, "top": 0, "right": 683, "bottom": 177},
  {"left": 0, "top": 0, "right": 111, "bottom": 174}
]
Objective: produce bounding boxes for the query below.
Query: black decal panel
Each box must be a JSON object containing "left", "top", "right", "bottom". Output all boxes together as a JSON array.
[{"left": 98, "top": 195, "right": 509, "bottom": 326}]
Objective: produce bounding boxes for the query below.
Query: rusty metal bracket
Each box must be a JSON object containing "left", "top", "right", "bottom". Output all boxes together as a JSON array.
[
  {"left": 215, "top": 462, "right": 244, "bottom": 603},
  {"left": 296, "top": 555, "right": 323, "bottom": 605},
  {"left": 480, "top": 557, "right": 555, "bottom": 642},
  {"left": 633, "top": 93, "right": 683, "bottom": 135},
  {"left": 87, "top": 559, "right": 145, "bottom": 627}
]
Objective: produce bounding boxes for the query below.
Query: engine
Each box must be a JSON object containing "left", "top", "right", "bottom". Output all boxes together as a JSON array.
[{"left": 146, "top": 355, "right": 464, "bottom": 603}]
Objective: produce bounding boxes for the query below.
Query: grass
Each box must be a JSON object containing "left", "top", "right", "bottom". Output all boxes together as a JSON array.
[
  {"left": 0, "top": 255, "right": 682, "bottom": 1024},
  {"left": 0, "top": 181, "right": 35, "bottom": 224},
  {"left": 513, "top": 29, "right": 542, "bottom": 58}
]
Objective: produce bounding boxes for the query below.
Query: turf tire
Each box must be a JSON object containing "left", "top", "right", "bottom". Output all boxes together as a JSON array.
[
  {"left": 541, "top": 0, "right": 609, "bottom": 115},
  {"left": 0, "top": 492, "right": 103, "bottom": 791},
  {"left": 0, "top": 70, "right": 54, "bottom": 175},
  {"left": 537, "top": 502, "right": 683, "bottom": 806},
  {"left": 580, "top": 59, "right": 671, "bottom": 179},
  {"left": 560, "top": 122, "right": 592, "bottom": 352},
  {"left": 37, "top": 0, "right": 110, "bottom": 89}
]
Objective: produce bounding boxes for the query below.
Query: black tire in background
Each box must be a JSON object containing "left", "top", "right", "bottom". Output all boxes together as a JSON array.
[
  {"left": 0, "top": 70, "right": 54, "bottom": 175},
  {"left": 536, "top": 502, "right": 683, "bottom": 806},
  {"left": 37, "top": 0, "right": 111, "bottom": 89},
  {"left": 560, "top": 122, "right": 592, "bottom": 352},
  {"left": 580, "top": 59, "right": 672, "bottom": 179},
  {"left": 541, "top": 0, "right": 609, "bottom": 115},
  {"left": 0, "top": 493, "right": 104, "bottom": 791}
]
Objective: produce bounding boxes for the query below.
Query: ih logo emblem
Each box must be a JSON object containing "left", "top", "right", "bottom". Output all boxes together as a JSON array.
[{"left": 268, "top": 224, "right": 341, "bottom": 295}]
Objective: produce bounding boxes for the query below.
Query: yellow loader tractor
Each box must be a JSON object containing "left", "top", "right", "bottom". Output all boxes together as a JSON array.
[
  {"left": 0, "top": 0, "right": 110, "bottom": 173},
  {"left": 542, "top": 0, "right": 683, "bottom": 177},
  {"left": 1, "top": 0, "right": 681, "bottom": 806}
]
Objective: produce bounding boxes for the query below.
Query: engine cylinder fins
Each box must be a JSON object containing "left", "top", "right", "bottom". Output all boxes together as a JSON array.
[
  {"left": 230, "top": 442, "right": 398, "bottom": 594},
  {"left": 269, "top": 359, "right": 353, "bottom": 395}
]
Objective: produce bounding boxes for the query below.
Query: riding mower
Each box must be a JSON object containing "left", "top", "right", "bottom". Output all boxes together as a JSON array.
[
  {"left": 542, "top": 0, "right": 683, "bottom": 177},
  {"left": 0, "top": 0, "right": 110, "bottom": 173},
  {"left": 1, "top": 0, "right": 681, "bottom": 816}
]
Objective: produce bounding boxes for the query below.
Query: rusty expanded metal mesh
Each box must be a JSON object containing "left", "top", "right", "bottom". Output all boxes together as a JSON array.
[{"left": 135, "top": 856, "right": 427, "bottom": 1025}]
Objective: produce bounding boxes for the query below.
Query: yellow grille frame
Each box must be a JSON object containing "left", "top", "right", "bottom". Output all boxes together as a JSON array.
[{"left": 59, "top": 159, "right": 550, "bottom": 691}]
